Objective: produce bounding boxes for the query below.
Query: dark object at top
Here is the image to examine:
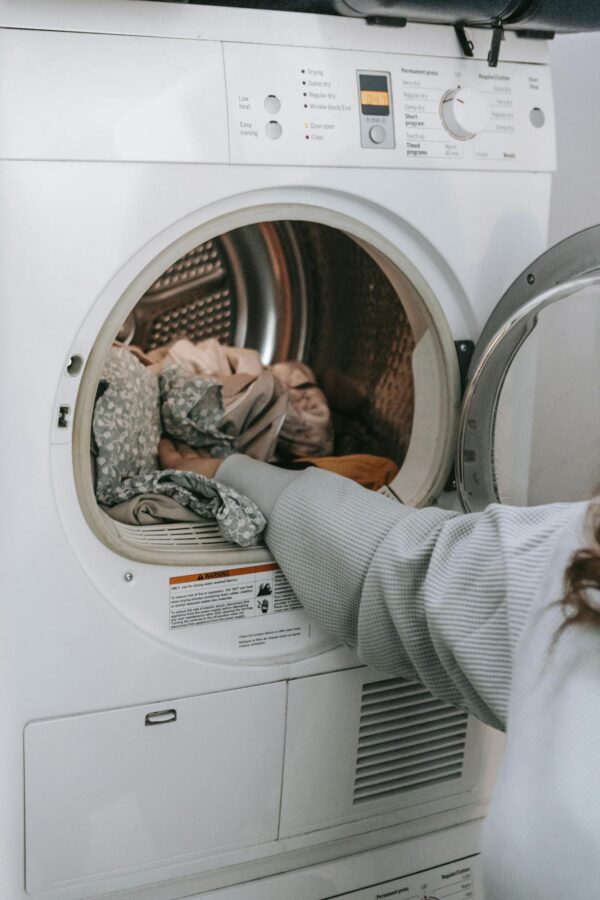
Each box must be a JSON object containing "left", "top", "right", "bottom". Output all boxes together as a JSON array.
[
  {"left": 154, "top": 1, "right": 600, "bottom": 67},
  {"left": 163, "top": 0, "right": 600, "bottom": 35}
]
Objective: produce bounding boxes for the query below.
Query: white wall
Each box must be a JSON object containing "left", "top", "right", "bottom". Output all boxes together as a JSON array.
[
  {"left": 520, "top": 34, "right": 600, "bottom": 504},
  {"left": 549, "top": 32, "right": 600, "bottom": 243}
]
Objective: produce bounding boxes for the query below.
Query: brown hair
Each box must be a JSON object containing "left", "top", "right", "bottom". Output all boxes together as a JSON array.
[{"left": 561, "top": 503, "right": 600, "bottom": 626}]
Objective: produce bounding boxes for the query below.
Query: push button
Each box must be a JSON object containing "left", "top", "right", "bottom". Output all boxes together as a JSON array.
[
  {"left": 265, "top": 120, "right": 283, "bottom": 140},
  {"left": 264, "top": 94, "right": 281, "bottom": 114},
  {"left": 369, "top": 125, "right": 387, "bottom": 144}
]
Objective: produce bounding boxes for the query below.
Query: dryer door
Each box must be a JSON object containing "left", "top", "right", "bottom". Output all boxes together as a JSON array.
[{"left": 456, "top": 225, "right": 600, "bottom": 512}]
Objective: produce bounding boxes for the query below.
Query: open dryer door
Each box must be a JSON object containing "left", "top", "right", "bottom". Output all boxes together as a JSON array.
[{"left": 456, "top": 224, "right": 600, "bottom": 511}]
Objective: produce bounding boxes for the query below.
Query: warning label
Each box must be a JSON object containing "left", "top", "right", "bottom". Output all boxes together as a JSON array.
[
  {"left": 238, "top": 625, "right": 308, "bottom": 649},
  {"left": 169, "top": 563, "right": 302, "bottom": 630}
]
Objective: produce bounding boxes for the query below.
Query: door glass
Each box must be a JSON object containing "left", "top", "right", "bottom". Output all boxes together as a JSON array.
[{"left": 493, "top": 283, "right": 600, "bottom": 505}]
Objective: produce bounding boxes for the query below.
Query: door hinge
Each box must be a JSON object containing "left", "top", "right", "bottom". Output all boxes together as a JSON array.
[{"left": 455, "top": 339, "right": 475, "bottom": 394}]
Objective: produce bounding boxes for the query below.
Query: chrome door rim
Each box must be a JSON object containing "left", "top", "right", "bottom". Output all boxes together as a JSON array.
[{"left": 456, "top": 271, "right": 600, "bottom": 511}]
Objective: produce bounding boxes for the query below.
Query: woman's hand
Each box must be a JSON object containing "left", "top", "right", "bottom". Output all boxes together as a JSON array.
[{"left": 158, "top": 437, "right": 224, "bottom": 480}]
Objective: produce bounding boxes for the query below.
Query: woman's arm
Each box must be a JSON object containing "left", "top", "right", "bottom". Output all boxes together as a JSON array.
[
  {"left": 265, "top": 466, "right": 586, "bottom": 731},
  {"left": 159, "top": 442, "right": 586, "bottom": 731}
]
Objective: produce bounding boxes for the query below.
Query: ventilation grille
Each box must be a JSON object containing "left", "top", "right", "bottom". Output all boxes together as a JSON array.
[
  {"left": 354, "top": 678, "right": 468, "bottom": 805},
  {"left": 109, "top": 519, "right": 264, "bottom": 553}
]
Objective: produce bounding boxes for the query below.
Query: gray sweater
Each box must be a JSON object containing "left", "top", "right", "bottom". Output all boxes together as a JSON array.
[{"left": 219, "top": 455, "right": 598, "bottom": 899}]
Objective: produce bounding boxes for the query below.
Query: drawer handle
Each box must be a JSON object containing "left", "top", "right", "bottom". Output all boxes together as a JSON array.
[{"left": 145, "top": 709, "right": 177, "bottom": 726}]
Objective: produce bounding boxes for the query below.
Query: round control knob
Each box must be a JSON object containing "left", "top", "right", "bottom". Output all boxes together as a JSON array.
[
  {"left": 265, "top": 120, "right": 283, "bottom": 140},
  {"left": 440, "top": 86, "right": 489, "bottom": 140},
  {"left": 369, "top": 124, "right": 387, "bottom": 144},
  {"left": 264, "top": 94, "right": 281, "bottom": 114}
]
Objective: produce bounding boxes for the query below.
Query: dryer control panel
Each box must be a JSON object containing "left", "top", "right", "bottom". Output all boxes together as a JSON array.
[
  {"left": 1, "top": 29, "right": 554, "bottom": 170},
  {"left": 224, "top": 42, "right": 555, "bottom": 171}
]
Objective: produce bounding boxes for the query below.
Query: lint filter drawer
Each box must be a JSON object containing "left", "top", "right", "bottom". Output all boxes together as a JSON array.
[{"left": 24, "top": 682, "right": 286, "bottom": 893}]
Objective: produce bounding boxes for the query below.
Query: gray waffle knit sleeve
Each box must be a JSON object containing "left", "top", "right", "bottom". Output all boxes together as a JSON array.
[
  {"left": 265, "top": 468, "right": 584, "bottom": 731},
  {"left": 217, "top": 454, "right": 301, "bottom": 518}
]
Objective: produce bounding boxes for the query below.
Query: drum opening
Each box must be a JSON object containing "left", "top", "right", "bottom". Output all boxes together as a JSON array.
[
  {"left": 117, "top": 221, "right": 417, "bottom": 464},
  {"left": 75, "top": 217, "right": 459, "bottom": 565}
]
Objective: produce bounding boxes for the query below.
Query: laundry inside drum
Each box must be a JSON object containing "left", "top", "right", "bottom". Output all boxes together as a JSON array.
[{"left": 89, "top": 221, "right": 424, "bottom": 560}]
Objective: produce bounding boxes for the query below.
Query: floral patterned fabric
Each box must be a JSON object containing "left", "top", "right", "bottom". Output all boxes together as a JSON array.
[
  {"left": 104, "top": 470, "right": 265, "bottom": 547},
  {"left": 93, "top": 348, "right": 162, "bottom": 503},
  {"left": 92, "top": 347, "right": 265, "bottom": 547},
  {"left": 159, "top": 365, "right": 236, "bottom": 458}
]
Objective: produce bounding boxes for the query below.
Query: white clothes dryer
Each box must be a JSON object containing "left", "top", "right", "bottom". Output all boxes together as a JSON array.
[{"left": 1, "top": 2, "right": 598, "bottom": 899}]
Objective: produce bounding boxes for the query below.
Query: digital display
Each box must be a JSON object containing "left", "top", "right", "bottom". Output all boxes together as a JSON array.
[
  {"left": 360, "top": 90, "right": 390, "bottom": 108},
  {"left": 359, "top": 73, "right": 390, "bottom": 117}
]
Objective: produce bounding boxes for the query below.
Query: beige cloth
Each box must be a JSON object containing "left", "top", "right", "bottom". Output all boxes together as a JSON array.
[
  {"left": 146, "top": 338, "right": 263, "bottom": 379},
  {"left": 102, "top": 493, "right": 202, "bottom": 526},
  {"left": 221, "top": 371, "right": 288, "bottom": 461}
]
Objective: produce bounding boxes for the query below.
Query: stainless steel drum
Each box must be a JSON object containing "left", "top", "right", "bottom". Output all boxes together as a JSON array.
[{"left": 126, "top": 220, "right": 416, "bottom": 466}]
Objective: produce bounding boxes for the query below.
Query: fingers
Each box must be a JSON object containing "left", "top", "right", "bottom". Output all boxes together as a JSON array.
[
  {"left": 158, "top": 436, "right": 222, "bottom": 479},
  {"left": 177, "top": 442, "right": 208, "bottom": 460},
  {"left": 160, "top": 437, "right": 211, "bottom": 461},
  {"left": 158, "top": 436, "right": 183, "bottom": 468}
]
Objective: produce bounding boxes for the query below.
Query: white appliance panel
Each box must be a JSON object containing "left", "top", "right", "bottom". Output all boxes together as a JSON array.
[
  {"left": 160, "top": 822, "right": 484, "bottom": 899},
  {"left": 25, "top": 683, "right": 286, "bottom": 893},
  {"left": 0, "top": 30, "right": 229, "bottom": 163}
]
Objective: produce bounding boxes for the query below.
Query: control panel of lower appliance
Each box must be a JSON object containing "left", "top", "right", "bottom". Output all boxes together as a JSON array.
[
  {"left": 325, "top": 854, "right": 482, "bottom": 899},
  {"left": 224, "top": 42, "right": 554, "bottom": 171}
]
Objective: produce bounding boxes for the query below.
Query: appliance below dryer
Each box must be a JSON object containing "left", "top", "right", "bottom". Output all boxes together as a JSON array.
[{"left": 1, "top": 2, "right": 599, "bottom": 899}]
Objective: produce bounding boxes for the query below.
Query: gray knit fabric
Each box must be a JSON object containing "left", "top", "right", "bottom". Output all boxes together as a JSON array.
[{"left": 218, "top": 454, "right": 299, "bottom": 518}]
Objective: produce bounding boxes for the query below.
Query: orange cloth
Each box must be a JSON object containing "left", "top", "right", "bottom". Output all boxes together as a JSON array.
[{"left": 294, "top": 454, "right": 398, "bottom": 491}]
